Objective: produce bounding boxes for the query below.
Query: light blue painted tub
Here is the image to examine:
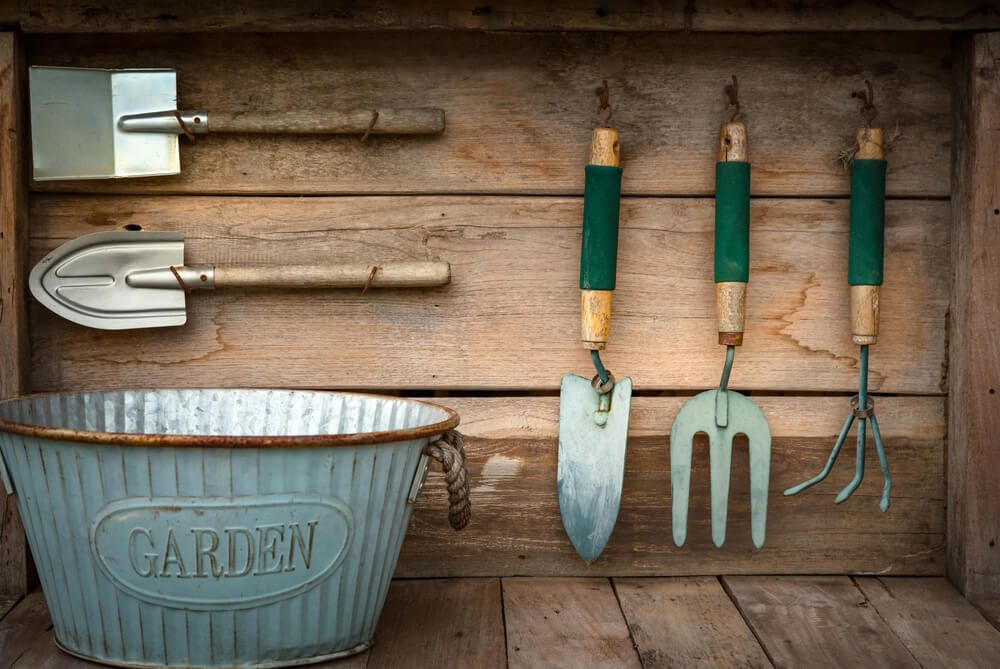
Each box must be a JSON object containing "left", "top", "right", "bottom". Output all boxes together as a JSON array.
[{"left": 0, "top": 389, "right": 462, "bottom": 668}]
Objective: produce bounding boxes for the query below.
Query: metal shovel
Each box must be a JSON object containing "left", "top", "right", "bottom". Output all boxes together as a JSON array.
[
  {"left": 30, "top": 231, "right": 451, "bottom": 330},
  {"left": 670, "top": 119, "right": 771, "bottom": 549},
  {"left": 558, "top": 127, "right": 632, "bottom": 564},
  {"left": 29, "top": 66, "right": 446, "bottom": 180}
]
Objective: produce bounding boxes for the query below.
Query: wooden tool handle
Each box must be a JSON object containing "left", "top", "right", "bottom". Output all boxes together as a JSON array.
[
  {"left": 213, "top": 261, "right": 451, "bottom": 289},
  {"left": 580, "top": 128, "right": 622, "bottom": 350},
  {"left": 715, "top": 121, "right": 750, "bottom": 346},
  {"left": 207, "top": 109, "right": 446, "bottom": 135},
  {"left": 849, "top": 127, "right": 886, "bottom": 345}
]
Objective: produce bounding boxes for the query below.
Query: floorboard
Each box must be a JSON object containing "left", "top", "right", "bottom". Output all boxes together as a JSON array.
[
  {"left": 0, "top": 591, "right": 55, "bottom": 669},
  {"left": 9, "top": 632, "right": 98, "bottom": 668},
  {"left": 364, "top": 578, "right": 505, "bottom": 669},
  {"left": 974, "top": 599, "right": 1000, "bottom": 633},
  {"left": 503, "top": 577, "right": 641, "bottom": 669},
  {"left": 614, "top": 577, "right": 771, "bottom": 668},
  {"left": 6, "top": 577, "right": 1000, "bottom": 668},
  {"left": 857, "top": 577, "right": 1000, "bottom": 668},
  {"left": 0, "top": 598, "right": 19, "bottom": 624},
  {"left": 723, "top": 575, "right": 919, "bottom": 668}
]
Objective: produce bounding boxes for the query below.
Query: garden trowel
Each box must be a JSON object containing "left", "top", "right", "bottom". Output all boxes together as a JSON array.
[
  {"left": 29, "top": 66, "right": 445, "bottom": 180},
  {"left": 558, "top": 127, "right": 631, "bottom": 564},
  {"left": 670, "top": 118, "right": 771, "bottom": 549}
]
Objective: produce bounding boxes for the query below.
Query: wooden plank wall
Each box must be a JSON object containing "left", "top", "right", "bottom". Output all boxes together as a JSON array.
[
  {"left": 4, "top": 1, "right": 1000, "bottom": 32},
  {"left": 0, "top": 32, "right": 32, "bottom": 598},
  {"left": 22, "top": 30, "right": 951, "bottom": 576},
  {"left": 949, "top": 31, "right": 1000, "bottom": 601}
]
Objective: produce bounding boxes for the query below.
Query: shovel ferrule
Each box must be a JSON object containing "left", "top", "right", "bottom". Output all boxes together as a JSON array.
[
  {"left": 126, "top": 265, "right": 215, "bottom": 290},
  {"left": 118, "top": 110, "right": 209, "bottom": 135}
]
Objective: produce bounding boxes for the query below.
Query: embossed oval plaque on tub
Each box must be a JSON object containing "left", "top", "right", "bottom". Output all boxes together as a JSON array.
[{"left": 91, "top": 494, "right": 354, "bottom": 610}]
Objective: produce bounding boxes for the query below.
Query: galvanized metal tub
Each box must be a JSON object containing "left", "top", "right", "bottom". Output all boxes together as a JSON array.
[{"left": 0, "top": 389, "right": 462, "bottom": 668}]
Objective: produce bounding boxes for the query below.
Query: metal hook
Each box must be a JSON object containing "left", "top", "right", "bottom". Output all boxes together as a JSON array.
[
  {"left": 852, "top": 79, "right": 878, "bottom": 127},
  {"left": 595, "top": 79, "right": 613, "bottom": 128},
  {"left": 724, "top": 75, "right": 740, "bottom": 122},
  {"left": 783, "top": 345, "right": 891, "bottom": 510}
]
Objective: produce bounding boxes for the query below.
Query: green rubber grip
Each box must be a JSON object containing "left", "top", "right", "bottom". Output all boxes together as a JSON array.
[
  {"left": 849, "top": 159, "right": 887, "bottom": 286},
  {"left": 714, "top": 161, "right": 751, "bottom": 283},
  {"left": 579, "top": 164, "right": 623, "bottom": 291}
]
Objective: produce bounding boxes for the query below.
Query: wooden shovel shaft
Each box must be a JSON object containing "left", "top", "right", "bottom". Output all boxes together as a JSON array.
[
  {"left": 212, "top": 261, "right": 451, "bottom": 289},
  {"left": 206, "top": 109, "right": 446, "bottom": 135}
]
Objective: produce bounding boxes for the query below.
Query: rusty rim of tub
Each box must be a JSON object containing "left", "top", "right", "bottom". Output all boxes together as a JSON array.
[{"left": 0, "top": 389, "right": 460, "bottom": 449}]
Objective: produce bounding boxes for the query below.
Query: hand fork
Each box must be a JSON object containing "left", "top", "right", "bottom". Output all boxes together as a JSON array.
[
  {"left": 671, "top": 347, "right": 772, "bottom": 547},
  {"left": 670, "top": 117, "right": 772, "bottom": 548}
]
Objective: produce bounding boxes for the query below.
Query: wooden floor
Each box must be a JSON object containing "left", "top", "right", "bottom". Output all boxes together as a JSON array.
[{"left": 3, "top": 577, "right": 1000, "bottom": 668}]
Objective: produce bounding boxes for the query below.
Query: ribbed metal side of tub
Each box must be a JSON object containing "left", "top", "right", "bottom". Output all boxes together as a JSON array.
[{"left": 0, "top": 391, "right": 443, "bottom": 668}]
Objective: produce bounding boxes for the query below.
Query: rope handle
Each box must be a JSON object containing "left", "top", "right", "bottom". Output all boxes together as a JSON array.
[{"left": 422, "top": 430, "right": 471, "bottom": 530}]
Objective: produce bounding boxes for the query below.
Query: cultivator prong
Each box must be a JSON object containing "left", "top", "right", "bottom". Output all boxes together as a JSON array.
[{"left": 782, "top": 412, "right": 854, "bottom": 497}]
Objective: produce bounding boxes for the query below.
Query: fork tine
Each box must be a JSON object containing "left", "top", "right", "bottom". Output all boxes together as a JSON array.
[
  {"left": 670, "top": 417, "right": 697, "bottom": 547},
  {"left": 709, "top": 429, "right": 733, "bottom": 548},
  {"left": 747, "top": 430, "right": 772, "bottom": 549}
]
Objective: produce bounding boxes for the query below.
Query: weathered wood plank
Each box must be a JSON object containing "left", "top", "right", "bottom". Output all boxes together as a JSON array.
[
  {"left": 503, "top": 577, "right": 640, "bottom": 668},
  {"left": 975, "top": 600, "right": 1000, "bottom": 634},
  {"left": 948, "top": 32, "right": 1000, "bottom": 601},
  {"left": 0, "top": 31, "right": 32, "bottom": 599},
  {"left": 312, "top": 652, "right": 369, "bottom": 669},
  {"left": 25, "top": 32, "right": 950, "bottom": 197},
  {"left": 5, "top": 1, "right": 1000, "bottom": 32},
  {"left": 396, "top": 396, "right": 943, "bottom": 577},
  {"left": 0, "top": 597, "right": 18, "bottom": 624},
  {"left": 0, "top": 591, "right": 52, "bottom": 668},
  {"left": 690, "top": 1, "right": 1000, "bottom": 31},
  {"left": 366, "top": 579, "right": 505, "bottom": 669},
  {"left": 2, "top": 605, "right": 372, "bottom": 669},
  {"left": 29, "top": 196, "right": 949, "bottom": 394},
  {"left": 857, "top": 577, "right": 1000, "bottom": 668},
  {"left": 311, "top": 650, "right": 369, "bottom": 669},
  {"left": 10, "top": 632, "right": 97, "bottom": 668},
  {"left": 724, "top": 576, "right": 919, "bottom": 668},
  {"left": 2, "top": 582, "right": 503, "bottom": 667},
  {"left": 614, "top": 577, "right": 770, "bottom": 668}
]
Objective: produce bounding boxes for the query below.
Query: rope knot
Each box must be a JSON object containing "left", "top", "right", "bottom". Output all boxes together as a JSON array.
[{"left": 422, "top": 430, "right": 471, "bottom": 530}]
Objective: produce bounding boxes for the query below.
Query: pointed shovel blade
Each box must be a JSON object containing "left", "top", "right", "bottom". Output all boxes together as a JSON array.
[
  {"left": 558, "top": 373, "right": 632, "bottom": 563},
  {"left": 30, "top": 231, "right": 189, "bottom": 330}
]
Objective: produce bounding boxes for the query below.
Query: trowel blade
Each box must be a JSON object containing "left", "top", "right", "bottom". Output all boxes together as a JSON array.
[
  {"left": 30, "top": 66, "right": 180, "bottom": 180},
  {"left": 558, "top": 373, "right": 632, "bottom": 563},
  {"left": 29, "top": 231, "right": 189, "bottom": 330},
  {"left": 670, "top": 389, "right": 771, "bottom": 548}
]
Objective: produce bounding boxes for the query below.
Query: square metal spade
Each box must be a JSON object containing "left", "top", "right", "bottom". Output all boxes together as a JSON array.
[{"left": 28, "top": 66, "right": 446, "bottom": 180}]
